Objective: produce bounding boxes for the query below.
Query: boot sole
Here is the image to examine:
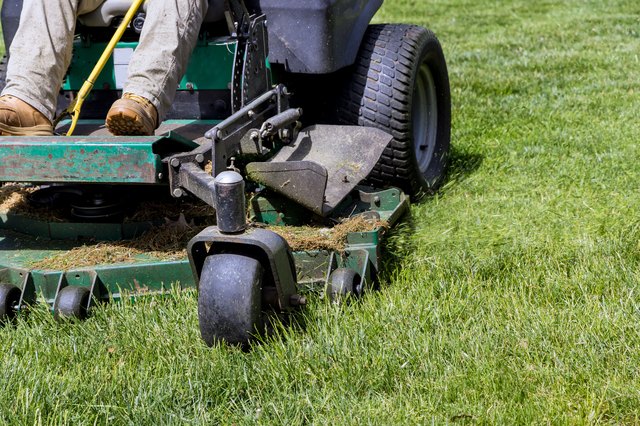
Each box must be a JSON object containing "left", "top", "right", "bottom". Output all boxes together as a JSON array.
[{"left": 105, "top": 107, "right": 154, "bottom": 136}]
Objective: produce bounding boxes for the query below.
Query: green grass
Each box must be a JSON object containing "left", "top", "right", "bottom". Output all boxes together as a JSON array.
[{"left": 3, "top": 0, "right": 640, "bottom": 423}]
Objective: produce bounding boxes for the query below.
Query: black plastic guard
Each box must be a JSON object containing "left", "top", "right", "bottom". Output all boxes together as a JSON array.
[
  {"left": 246, "top": 0, "right": 383, "bottom": 73},
  {"left": 246, "top": 124, "right": 393, "bottom": 216},
  {"left": 246, "top": 160, "right": 328, "bottom": 216}
]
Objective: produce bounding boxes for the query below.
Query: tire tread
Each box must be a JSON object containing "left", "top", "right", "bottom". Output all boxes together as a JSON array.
[{"left": 337, "top": 24, "right": 451, "bottom": 195}]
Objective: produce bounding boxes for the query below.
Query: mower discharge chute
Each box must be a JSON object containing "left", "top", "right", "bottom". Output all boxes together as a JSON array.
[{"left": 0, "top": 0, "right": 451, "bottom": 346}]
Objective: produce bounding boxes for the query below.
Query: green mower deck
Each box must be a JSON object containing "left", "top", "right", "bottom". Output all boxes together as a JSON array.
[{"left": 0, "top": 184, "right": 407, "bottom": 316}]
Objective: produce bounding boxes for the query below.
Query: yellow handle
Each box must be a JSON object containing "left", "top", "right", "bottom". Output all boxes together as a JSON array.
[{"left": 66, "top": 0, "right": 146, "bottom": 136}]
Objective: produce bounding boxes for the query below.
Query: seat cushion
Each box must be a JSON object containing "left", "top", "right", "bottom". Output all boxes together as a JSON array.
[{"left": 78, "top": 0, "right": 224, "bottom": 27}]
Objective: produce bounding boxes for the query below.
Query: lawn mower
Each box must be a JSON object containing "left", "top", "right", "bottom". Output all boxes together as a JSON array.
[{"left": 0, "top": 0, "right": 451, "bottom": 346}]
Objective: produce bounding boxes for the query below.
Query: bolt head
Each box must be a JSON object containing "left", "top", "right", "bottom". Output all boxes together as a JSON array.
[
  {"left": 215, "top": 170, "right": 243, "bottom": 185},
  {"left": 172, "top": 188, "right": 183, "bottom": 197},
  {"left": 170, "top": 158, "right": 180, "bottom": 167},
  {"left": 289, "top": 294, "right": 307, "bottom": 306}
]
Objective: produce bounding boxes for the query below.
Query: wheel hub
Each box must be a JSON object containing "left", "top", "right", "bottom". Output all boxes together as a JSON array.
[{"left": 412, "top": 62, "right": 438, "bottom": 174}]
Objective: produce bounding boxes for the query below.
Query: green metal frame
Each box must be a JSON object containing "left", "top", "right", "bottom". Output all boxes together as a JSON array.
[
  {"left": 63, "top": 37, "right": 236, "bottom": 92},
  {"left": 0, "top": 132, "right": 197, "bottom": 184}
]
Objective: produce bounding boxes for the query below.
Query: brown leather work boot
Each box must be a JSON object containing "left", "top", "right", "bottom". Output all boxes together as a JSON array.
[
  {"left": 105, "top": 93, "right": 158, "bottom": 136},
  {"left": 0, "top": 95, "right": 53, "bottom": 136}
]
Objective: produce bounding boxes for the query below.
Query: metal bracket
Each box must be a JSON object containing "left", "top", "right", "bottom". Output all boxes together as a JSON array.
[
  {"left": 87, "top": 271, "right": 108, "bottom": 306},
  {"left": 325, "top": 248, "right": 374, "bottom": 294},
  {"left": 223, "top": 0, "right": 251, "bottom": 37},
  {"left": 51, "top": 274, "right": 69, "bottom": 315},
  {"left": 166, "top": 85, "right": 300, "bottom": 206},
  {"left": 225, "top": 0, "right": 269, "bottom": 112},
  {"left": 18, "top": 270, "right": 36, "bottom": 311},
  {"left": 166, "top": 141, "right": 213, "bottom": 202},
  {"left": 164, "top": 4, "right": 300, "bottom": 208},
  {"left": 208, "top": 85, "right": 299, "bottom": 172},
  {"left": 234, "top": 14, "right": 270, "bottom": 111}
]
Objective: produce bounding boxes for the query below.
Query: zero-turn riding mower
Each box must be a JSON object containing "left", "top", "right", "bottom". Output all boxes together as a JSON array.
[{"left": 0, "top": 0, "right": 450, "bottom": 346}]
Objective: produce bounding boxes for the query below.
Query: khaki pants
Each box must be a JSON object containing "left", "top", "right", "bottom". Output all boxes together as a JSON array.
[{"left": 2, "top": 0, "right": 208, "bottom": 121}]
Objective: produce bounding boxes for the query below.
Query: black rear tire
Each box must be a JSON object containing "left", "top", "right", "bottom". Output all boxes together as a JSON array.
[
  {"left": 198, "top": 254, "right": 264, "bottom": 347},
  {"left": 337, "top": 24, "right": 451, "bottom": 196}
]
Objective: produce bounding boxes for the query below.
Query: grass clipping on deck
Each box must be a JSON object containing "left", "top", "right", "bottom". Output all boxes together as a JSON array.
[
  {"left": 0, "top": 184, "right": 66, "bottom": 221},
  {"left": 0, "top": 184, "right": 32, "bottom": 212},
  {"left": 0, "top": 184, "right": 215, "bottom": 223},
  {"left": 29, "top": 216, "right": 386, "bottom": 270},
  {"left": 29, "top": 217, "right": 203, "bottom": 270},
  {"left": 265, "top": 216, "right": 387, "bottom": 252}
]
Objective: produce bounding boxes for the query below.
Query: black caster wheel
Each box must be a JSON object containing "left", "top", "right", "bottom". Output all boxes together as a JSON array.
[
  {"left": 54, "top": 286, "right": 91, "bottom": 320},
  {"left": 0, "top": 283, "right": 21, "bottom": 323},
  {"left": 198, "top": 254, "right": 264, "bottom": 347},
  {"left": 327, "top": 268, "right": 362, "bottom": 302}
]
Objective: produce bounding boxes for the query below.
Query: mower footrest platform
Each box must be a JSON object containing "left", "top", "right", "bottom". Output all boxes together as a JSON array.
[{"left": 0, "top": 135, "right": 189, "bottom": 184}]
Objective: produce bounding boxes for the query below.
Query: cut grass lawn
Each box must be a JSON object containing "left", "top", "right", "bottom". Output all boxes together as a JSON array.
[{"left": 2, "top": 0, "right": 640, "bottom": 423}]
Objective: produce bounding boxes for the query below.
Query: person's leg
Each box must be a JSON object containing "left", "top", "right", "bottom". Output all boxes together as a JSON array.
[
  {"left": 0, "top": 0, "right": 104, "bottom": 135},
  {"left": 106, "top": 0, "right": 208, "bottom": 135}
]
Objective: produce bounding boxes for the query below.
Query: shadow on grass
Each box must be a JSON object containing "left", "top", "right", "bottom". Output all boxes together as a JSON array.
[
  {"left": 376, "top": 146, "right": 484, "bottom": 282},
  {"left": 382, "top": 146, "right": 483, "bottom": 247},
  {"left": 441, "top": 146, "right": 484, "bottom": 192},
  {"left": 408, "top": 145, "right": 484, "bottom": 207}
]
